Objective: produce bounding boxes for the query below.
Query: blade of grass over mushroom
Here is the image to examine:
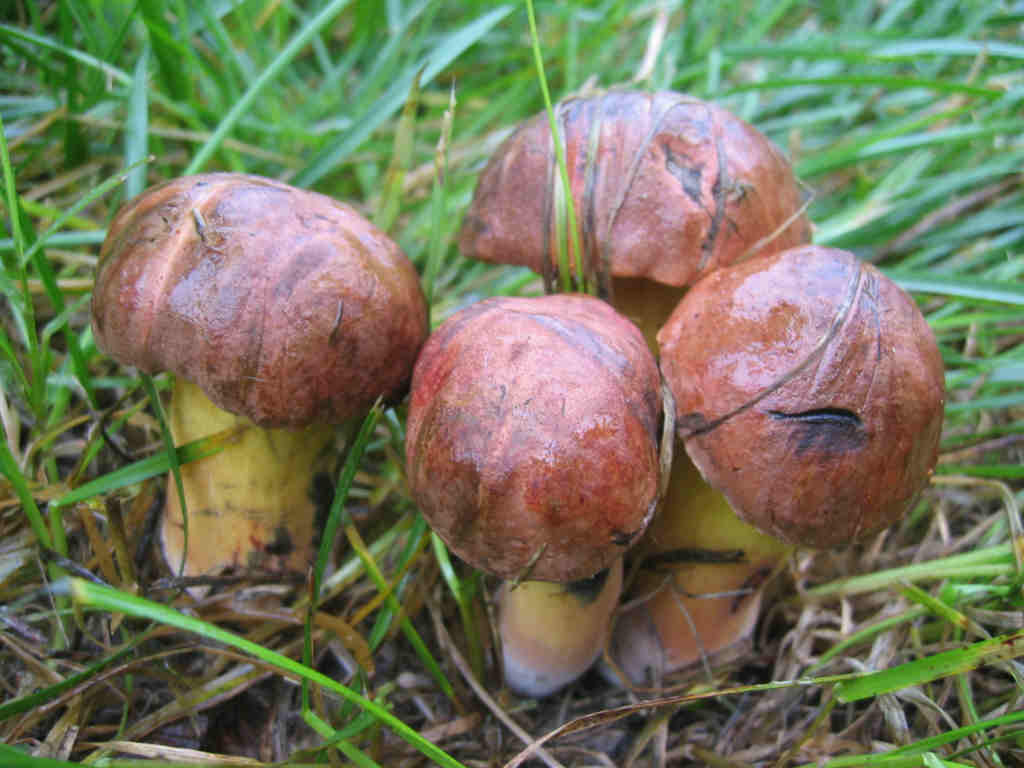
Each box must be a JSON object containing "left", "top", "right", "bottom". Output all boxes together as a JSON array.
[
  {"left": 139, "top": 373, "right": 187, "bottom": 578},
  {"left": 69, "top": 578, "right": 469, "bottom": 768},
  {"left": 49, "top": 426, "right": 240, "bottom": 509},
  {"left": 526, "top": 0, "right": 585, "bottom": 294}
]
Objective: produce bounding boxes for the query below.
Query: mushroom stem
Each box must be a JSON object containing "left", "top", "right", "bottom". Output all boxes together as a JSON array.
[
  {"left": 498, "top": 559, "right": 623, "bottom": 698},
  {"left": 608, "top": 452, "right": 790, "bottom": 686},
  {"left": 160, "top": 377, "right": 340, "bottom": 586},
  {"left": 610, "top": 277, "right": 687, "bottom": 351}
]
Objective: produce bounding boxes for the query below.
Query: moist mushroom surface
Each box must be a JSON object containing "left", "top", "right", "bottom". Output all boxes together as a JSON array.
[{"left": 92, "top": 172, "right": 428, "bottom": 583}]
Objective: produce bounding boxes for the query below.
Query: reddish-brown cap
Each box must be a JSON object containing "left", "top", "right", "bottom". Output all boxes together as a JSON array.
[
  {"left": 459, "top": 90, "right": 810, "bottom": 289},
  {"left": 405, "top": 294, "right": 661, "bottom": 582},
  {"left": 92, "top": 173, "right": 428, "bottom": 428},
  {"left": 658, "top": 245, "right": 945, "bottom": 549}
]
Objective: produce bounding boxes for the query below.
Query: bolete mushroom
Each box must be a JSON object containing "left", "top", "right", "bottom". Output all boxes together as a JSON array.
[
  {"left": 458, "top": 89, "right": 811, "bottom": 347},
  {"left": 404, "top": 294, "right": 662, "bottom": 695},
  {"left": 610, "top": 245, "right": 945, "bottom": 684},
  {"left": 92, "top": 173, "right": 428, "bottom": 586}
]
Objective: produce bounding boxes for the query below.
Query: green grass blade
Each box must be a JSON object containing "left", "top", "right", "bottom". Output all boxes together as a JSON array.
[
  {"left": 183, "top": 0, "right": 355, "bottom": 175},
  {"left": 0, "top": 745, "right": 81, "bottom": 768},
  {"left": 0, "top": 23, "right": 132, "bottom": 87},
  {"left": 69, "top": 578, "right": 468, "bottom": 768},
  {"left": 885, "top": 271, "right": 1024, "bottom": 306},
  {"left": 303, "top": 404, "right": 382, "bottom": 713},
  {"left": 344, "top": 513, "right": 457, "bottom": 702},
  {"left": 50, "top": 426, "right": 238, "bottom": 509},
  {"left": 0, "top": 431, "right": 51, "bottom": 548},
  {"left": 527, "top": 0, "right": 583, "bottom": 293},
  {"left": 834, "top": 629, "right": 1024, "bottom": 703},
  {"left": 804, "top": 543, "right": 1016, "bottom": 599},
  {"left": 725, "top": 75, "right": 1003, "bottom": 99},
  {"left": 294, "top": 5, "right": 513, "bottom": 187},
  {"left": 138, "top": 0, "right": 190, "bottom": 102},
  {"left": 139, "top": 373, "right": 187, "bottom": 578},
  {"left": 423, "top": 83, "right": 455, "bottom": 310},
  {"left": 0, "top": 632, "right": 142, "bottom": 721},
  {"left": 0, "top": 113, "right": 43, "bottom": 413},
  {"left": 432, "top": 532, "right": 484, "bottom": 680},
  {"left": 124, "top": 44, "right": 150, "bottom": 200}
]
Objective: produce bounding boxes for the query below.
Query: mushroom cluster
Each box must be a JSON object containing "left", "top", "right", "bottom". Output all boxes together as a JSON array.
[
  {"left": 91, "top": 89, "right": 945, "bottom": 700},
  {"left": 446, "top": 89, "right": 945, "bottom": 691}
]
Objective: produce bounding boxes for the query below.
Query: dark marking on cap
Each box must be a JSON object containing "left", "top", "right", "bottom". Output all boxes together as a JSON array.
[
  {"left": 768, "top": 407, "right": 865, "bottom": 455},
  {"left": 663, "top": 144, "right": 704, "bottom": 207}
]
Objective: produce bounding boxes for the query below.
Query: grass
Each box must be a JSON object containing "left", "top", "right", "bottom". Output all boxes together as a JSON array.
[{"left": 1, "top": 0, "right": 1022, "bottom": 765}]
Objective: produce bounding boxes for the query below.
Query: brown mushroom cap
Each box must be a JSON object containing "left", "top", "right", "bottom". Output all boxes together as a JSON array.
[
  {"left": 658, "top": 245, "right": 945, "bottom": 549},
  {"left": 459, "top": 90, "right": 810, "bottom": 289},
  {"left": 92, "top": 173, "right": 428, "bottom": 428},
  {"left": 405, "top": 294, "right": 661, "bottom": 582}
]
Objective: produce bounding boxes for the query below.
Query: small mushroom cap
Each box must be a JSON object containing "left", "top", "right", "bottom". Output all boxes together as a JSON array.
[
  {"left": 658, "top": 245, "right": 945, "bottom": 549},
  {"left": 405, "top": 294, "right": 661, "bottom": 582},
  {"left": 459, "top": 90, "right": 810, "bottom": 289},
  {"left": 92, "top": 173, "right": 428, "bottom": 428}
]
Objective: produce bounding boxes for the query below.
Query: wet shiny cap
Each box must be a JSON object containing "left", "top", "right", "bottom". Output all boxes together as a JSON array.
[
  {"left": 658, "top": 245, "right": 945, "bottom": 549},
  {"left": 92, "top": 173, "right": 429, "bottom": 428}
]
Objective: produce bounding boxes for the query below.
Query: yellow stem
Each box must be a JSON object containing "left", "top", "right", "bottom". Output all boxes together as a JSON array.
[{"left": 160, "top": 377, "right": 338, "bottom": 587}]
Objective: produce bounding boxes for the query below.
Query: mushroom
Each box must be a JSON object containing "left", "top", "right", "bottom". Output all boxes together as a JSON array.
[
  {"left": 92, "top": 173, "right": 428, "bottom": 586},
  {"left": 610, "top": 245, "right": 945, "bottom": 684},
  {"left": 404, "top": 294, "right": 662, "bottom": 694},
  {"left": 458, "top": 89, "right": 811, "bottom": 346}
]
